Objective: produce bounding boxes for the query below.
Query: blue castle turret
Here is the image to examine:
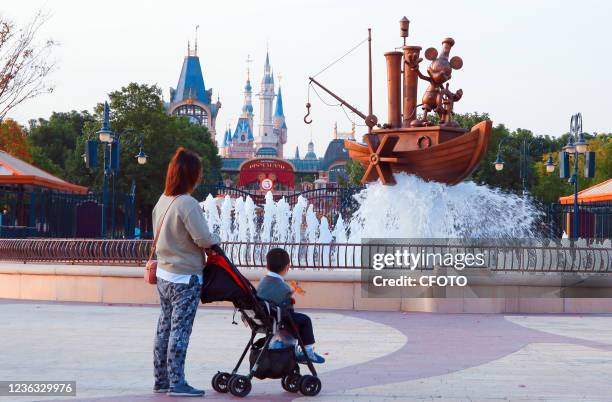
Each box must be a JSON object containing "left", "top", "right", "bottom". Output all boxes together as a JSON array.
[
  {"left": 222, "top": 67, "right": 256, "bottom": 158},
  {"left": 223, "top": 49, "right": 287, "bottom": 158},
  {"left": 167, "top": 39, "right": 220, "bottom": 142},
  {"left": 272, "top": 85, "right": 287, "bottom": 157}
]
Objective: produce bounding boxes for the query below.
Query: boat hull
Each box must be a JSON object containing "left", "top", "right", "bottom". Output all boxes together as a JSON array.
[{"left": 345, "top": 121, "right": 492, "bottom": 185}]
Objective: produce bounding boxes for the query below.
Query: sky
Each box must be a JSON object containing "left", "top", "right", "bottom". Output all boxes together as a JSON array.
[{"left": 4, "top": 0, "right": 611, "bottom": 156}]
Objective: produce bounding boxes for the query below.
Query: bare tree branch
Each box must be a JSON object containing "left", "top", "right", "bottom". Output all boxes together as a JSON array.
[{"left": 0, "top": 11, "right": 56, "bottom": 121}]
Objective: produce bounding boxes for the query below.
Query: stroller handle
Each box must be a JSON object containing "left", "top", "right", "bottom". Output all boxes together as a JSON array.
[{"left": 210, "top": 244, "right": 224, "bottom": 255}]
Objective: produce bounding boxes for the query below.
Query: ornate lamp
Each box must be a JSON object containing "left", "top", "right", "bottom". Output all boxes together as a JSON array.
[
  {"left": 564, "top": 135, "right": 575, "bottom": 155},
  {"left": 545, "top": 154, "right": 555, "bottom": 173},
  {"left": 136, "top": 147, "right": 147, "bottom": 165},
  {"left": 494, "top": 154, "right": 504, "bottom": 171},
  {"left": 97, "top": 101, "right": 114, "bottom": 143},
  {"left": 575, "top": 132, "right": 588, "bottom": 154}
]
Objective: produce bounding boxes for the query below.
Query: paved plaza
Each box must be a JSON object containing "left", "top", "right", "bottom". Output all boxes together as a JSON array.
[{"left": 1, "top": 301, "right": 612, "bottom": 401}]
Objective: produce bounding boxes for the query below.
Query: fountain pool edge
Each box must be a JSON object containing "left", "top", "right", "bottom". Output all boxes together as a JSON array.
[{"left": 2, "top": 261, "right": 612, "bottom": 314}]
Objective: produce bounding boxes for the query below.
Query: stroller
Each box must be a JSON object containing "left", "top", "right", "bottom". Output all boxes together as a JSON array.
[{"left": 200, "top": 245, "right": 322, "bottom": 397}]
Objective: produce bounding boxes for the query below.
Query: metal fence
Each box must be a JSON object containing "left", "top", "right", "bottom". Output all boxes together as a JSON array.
[
  {"left": 0, "top": 187, "right": 136, "bottom": 239},
  {"left": 546, "top": 202, "right": 612, "bottom": 240},
  {"left": 0, "top": 239, "right": 609, "bottom": 272},
  {"left": 195, "top": 184, "right": 363, "bottom": 222},
  {"left": 1, "top": 184, "right": 610, "bottom": 242}
]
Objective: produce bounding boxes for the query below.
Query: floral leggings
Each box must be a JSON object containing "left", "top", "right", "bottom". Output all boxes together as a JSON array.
[{"left": 153, "top": 275, "right": 201, "bottom": 389}]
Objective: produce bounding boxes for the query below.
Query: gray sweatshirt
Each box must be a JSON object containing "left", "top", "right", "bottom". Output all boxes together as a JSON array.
[{"left": 152, "top": 194, "right": 220, "bottom": 275}]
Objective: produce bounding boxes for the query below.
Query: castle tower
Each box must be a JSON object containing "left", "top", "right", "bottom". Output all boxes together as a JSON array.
[
  {"left": 221, "top": 126, "right": 233, "bottom": 157},
  {"left": 304, "top": 137, "right": 317, "bottom": 160},
  {"left": 255, "top": 51, "right": 276, "bottom": 154},
  {"left": 221, "top": 63, "right": 256, "bottom": 159},
  {"left": 272, "top": 85, "right": 287, "bottom": 158},
  {"left": 242, "top": 68, "right": 254, "bottom": 131},
  {"left": 167, "top": 38, "right": 220, "bottom": 141}
]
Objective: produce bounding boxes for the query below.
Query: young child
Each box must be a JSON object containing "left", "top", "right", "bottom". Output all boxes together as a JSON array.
[{"left": 257, "top": 248, "right": 325, "bottom": 364}]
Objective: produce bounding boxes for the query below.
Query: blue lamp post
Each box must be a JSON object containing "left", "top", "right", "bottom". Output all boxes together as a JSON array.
[
  {"left": 558, "top": 113, "right": 596, "bottom": 239},
  {"left": 84, "top": 101, "right": 147, "bottom": 238},
  {"left": 494, "top": 138, "right": 555, "bottom": 194}
]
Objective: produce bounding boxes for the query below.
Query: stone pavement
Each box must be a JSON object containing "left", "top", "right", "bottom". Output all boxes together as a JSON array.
[{"left": 0, "top": 300, "right": 611, "bottom": 401}]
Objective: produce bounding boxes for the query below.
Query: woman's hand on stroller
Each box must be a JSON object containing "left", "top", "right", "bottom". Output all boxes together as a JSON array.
[{"left": 205, "top": 244, "right": 222, "bottom": 257}]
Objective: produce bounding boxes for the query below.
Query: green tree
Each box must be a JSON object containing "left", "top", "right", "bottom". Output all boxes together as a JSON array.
[
  {"left": 531, "top": 134, "right": 611, "bottom": 203},
  {"left": 345, "top": 159, "right": 365, "bottom": 186},
  {"left": 66, "top": 83, "right": 221, "bottom": 216},
  {"left": 27, "top": 110, "right": 95, "bottom": 173}
]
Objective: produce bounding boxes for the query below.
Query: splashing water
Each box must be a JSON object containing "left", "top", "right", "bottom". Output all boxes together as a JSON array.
[
  {"left": 348, "top": 173, "right": 541, "bottom": 240},
  {"left": 201, "top": 173, "right": 541, "bottom": 246}
]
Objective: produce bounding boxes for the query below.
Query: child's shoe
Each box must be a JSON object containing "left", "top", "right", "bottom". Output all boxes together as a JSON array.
[{"left": 296, "top": 349, "right": 326, "bottom": 364}]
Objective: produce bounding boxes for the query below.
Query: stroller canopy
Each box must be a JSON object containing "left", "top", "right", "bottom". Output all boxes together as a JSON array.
[{"left": 201, "top": 253, "right": 258, "bottom": 308}]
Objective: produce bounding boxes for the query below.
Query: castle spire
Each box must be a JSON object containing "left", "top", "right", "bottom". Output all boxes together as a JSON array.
[
  {"left": 246, "top": 54, "right": 253, "bottom": 81},
  {"left": 274, "top": 86, "right": 284, "bottom": 117}
]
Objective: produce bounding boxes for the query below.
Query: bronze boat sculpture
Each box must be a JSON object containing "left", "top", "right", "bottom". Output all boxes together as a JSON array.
[{"left": 305, "top": 17, "right": 491, "bottom": 185}]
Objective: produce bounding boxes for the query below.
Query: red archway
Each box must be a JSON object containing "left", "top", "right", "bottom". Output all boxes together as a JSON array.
[{"left": 238, "top": 158, "right": 295, "bottom": 190}]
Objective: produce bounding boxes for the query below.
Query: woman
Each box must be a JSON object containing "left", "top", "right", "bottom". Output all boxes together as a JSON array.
[{"left": 152, "top": 147, "right": 220, "bottom": 397}]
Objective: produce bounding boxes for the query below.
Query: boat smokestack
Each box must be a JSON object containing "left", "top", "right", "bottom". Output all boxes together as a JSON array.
[
  {"left": 384, "top": 51, "right": 403, "bottom": 128},
  {"left": 402, "top": 45, "right": 422, "bottom": 127}
]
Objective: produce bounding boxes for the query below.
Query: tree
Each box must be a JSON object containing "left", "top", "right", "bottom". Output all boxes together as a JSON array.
[
  {"left": 65, "top": 83, "right": 221, "bottom": 224},
  {"left": 0, "top": 118, "right": 31, "bottom": 161},
  {"left": 27, "top": 110, "right": 94, "bottom": 171},
  {"left": 345, "top": 159, "right": 365, "bottom": 187},
  {"left": 531, "top": 133, "right": 611, "bottom": 203},
  {"left": 0, "top": 12, "right": 55, "bottom": 121}
]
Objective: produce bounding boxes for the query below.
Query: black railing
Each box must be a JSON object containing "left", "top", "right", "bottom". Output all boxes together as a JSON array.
[
  {"left": 195, "top": 184, "right": 363, "bottom": 221},
  {"left": 0, "top": 187, "right": 136, "bottom": 239},
  {"left": 0, "top": 239, "right": 609, "bottom": 272}
]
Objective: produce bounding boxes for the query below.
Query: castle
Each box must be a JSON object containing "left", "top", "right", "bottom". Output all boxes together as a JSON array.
[
  {"left": 166, "top": 41, "right": 221, "bottom": 139},
  {"left": 166, "top": 41, "right": 352, "bottom": 190},
  {"left": 221, "top": 52, "right": 287, "bottom": 159}
]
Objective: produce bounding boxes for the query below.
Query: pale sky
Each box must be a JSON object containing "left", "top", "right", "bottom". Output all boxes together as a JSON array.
[{"left": 4, "top": 0, "right": 611, "bottom": 156}]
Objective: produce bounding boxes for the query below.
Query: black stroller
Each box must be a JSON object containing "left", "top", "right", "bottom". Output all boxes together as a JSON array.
[{"left": 200, "top": 245, "right": 322, "bottom": 397}]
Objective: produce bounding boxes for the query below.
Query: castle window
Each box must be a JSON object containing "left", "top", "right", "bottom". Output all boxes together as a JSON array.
[{"left": 174, "top": 104, "right": 209, "bottom": 127}]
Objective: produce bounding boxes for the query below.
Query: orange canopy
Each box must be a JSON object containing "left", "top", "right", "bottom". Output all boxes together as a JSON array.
[
  {"left": 0, "top": 150, "right": 88, "bottom": 194},
  {"left": 559, "top": 178, "right": 612, "bottom": 204}
]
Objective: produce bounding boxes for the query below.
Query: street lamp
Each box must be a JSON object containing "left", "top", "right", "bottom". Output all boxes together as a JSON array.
[
  {"left": 493, "top": 137, "right": 553, "bottom": 194},
  {"left": 575, "top": 131, "right": 588, "bottom": 154},
  {"left": 545, "top": 154, "right": 555, "bottom": 173},
  {"left": 84, "top": 100, "right": 148, "bottom": 238},
  {"left": 136, "top": 147, "right": 147, "bottom": 165},
  {"left": 97, "top": 101, "right": 114, "bottom": 143},
  {"left": 493, "top": 154, "right": 504, "bottom": 171},
  {"left": 559, "top": 112, "right": 596, "bottom": 239}
]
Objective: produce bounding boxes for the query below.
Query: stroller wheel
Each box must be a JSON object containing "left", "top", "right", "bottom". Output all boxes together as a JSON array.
[
  {"left": 281, "top": 373, "right": 301, "bottom": 393},
  {"left": 228, "top": 375, "right": 252, "bottom": 397},
  {"left": 211, "top": 371, "right": 231, "bottom": 393},
  {"left": 299, "top": 375, "right": 322, "bottom": 396}
]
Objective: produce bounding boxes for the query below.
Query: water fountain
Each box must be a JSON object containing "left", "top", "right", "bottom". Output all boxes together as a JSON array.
[
  {"left": 201, "top": 16, "right": 593, "bottom": 268},
  {"left": 200, "top": 173, "right": 544, "bottom": 269}
]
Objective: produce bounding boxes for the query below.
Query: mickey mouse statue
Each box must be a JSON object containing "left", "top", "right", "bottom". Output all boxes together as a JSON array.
[{"left": 406, "top": 37, "right": 463, "bottom": 127}]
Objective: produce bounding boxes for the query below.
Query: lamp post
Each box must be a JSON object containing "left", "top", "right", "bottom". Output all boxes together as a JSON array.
[
  {"left": 559, "top": 113, "right": 596, "bottom": 239},
  {"left": 494, "top": 138, "right": 555, "bottom": 194},
  {"left": 83, "top": 101, "right": 147, "bottom": 238}
]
